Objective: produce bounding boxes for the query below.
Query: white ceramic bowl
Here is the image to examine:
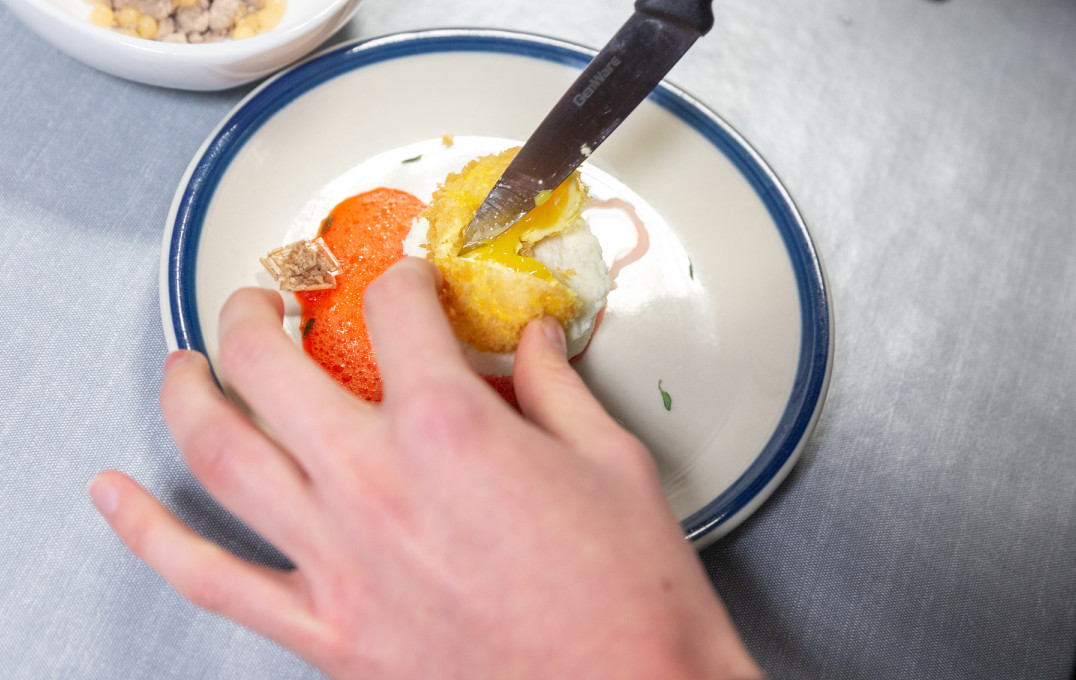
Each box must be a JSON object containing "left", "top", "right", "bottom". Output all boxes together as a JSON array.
[
  {"left": 161, "top": 29, "right": 833, "bottom": 546},
  {"left": 1, "top": 0, "right": 361, "bottom": 90}
]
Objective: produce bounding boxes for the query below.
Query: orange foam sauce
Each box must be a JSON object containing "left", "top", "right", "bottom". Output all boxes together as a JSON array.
[{"left": 298, "top": 187, "right": 517, "bottom": 406}]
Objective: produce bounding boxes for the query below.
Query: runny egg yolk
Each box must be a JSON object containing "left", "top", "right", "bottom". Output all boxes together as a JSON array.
[{"left": 464, "top": 174, "right": 583, "bottom": 283}]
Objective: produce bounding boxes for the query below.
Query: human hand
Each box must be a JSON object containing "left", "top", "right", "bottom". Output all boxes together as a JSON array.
[{"left": 89, "top": 257, "right": 761, "bottom": 680}]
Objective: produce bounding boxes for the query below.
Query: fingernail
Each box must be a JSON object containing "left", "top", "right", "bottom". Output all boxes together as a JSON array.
[
  {"left": 399, "top": 256, "right": 443, "bottom": 288},
  {"left": 411, "top": 255, "right": 444, "bottom": 288},
  {"left": 88, "top": 476, "right": 118, "bottom": 516},
  {"left": 163, "top": 350, "right": 189, "bottom": 375},
  {"left": 543, "top": 317, "right": 566, "bottom": 355}
]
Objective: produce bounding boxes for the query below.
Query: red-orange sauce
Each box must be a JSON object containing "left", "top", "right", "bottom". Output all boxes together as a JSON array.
[
  {"left": 298, "top": 188, "right": 425, "bottom": 402},
  {"left": 298, "top": 187, "right": 517, "bottom": 406},
  {"left": 483, "top": 374, "right": 516, "bottom": 404}
]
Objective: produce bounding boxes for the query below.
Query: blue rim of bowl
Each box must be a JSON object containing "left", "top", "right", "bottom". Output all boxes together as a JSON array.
[{"left": 165, "top": 28, "right": 831, "bottom": 544}]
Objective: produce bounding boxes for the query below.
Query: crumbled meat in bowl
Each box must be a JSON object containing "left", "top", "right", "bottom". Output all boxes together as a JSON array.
[{"left": 85, "top": 0, "right": 284, "bottom": 43}]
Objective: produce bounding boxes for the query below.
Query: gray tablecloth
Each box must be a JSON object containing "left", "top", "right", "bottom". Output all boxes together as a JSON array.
[{"left": 1, "top": 0, "right": 1073, "bottom": 678}]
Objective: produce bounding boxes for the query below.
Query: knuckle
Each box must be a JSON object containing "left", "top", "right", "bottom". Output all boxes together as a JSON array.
[
  {"left": 605, "top": 430, "right": 661, "bottom": 485},
  {"left": 311, "top": 419, "right": 358, "bottom": 460},
  {"left": 546, "top": 364, "right": 587, "bottom": 396},
  {"left": 158, "top": 354, "right": 203, "bottom": 415},
  {"left": 182, "top": 420, "right": 237, "bottom": 488},
  {"left": 312, "top": 628, "right": 364, "bottom": 678},
  {"left": 515, "top": 353, "right": 586, "bottom": 409},
  {"left": 158, "top": 373, "right": 181, "bottom": 416},
  {"left": 179, "top": 566, "right": 230, "bottom": 614},
  {"left": 391, "top": 378, "right": 486, "bottom": 456},
  {"left": 120, "top": 511, "right": 158, "bottom": 560},
  {"left": 366, "top": 258, "right": 437, "bottom": 312},
  {"left": 218, "top": 318, "right": 273, "bottom": 379}
]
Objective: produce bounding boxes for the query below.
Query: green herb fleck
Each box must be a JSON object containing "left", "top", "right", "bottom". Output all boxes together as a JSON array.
[
  {"left": 318, "top": 215, "right": 334, "bottom": 237},
  {"left": 401, "top": 154, "right": 423, "bottom": 164},
  {"left": 658, "top": 380, "right": 672, "bottom": 411},
  {"left": 534, "top": 189, "right": 553, "bottom": 207},
  {"left": 689, "top": 260, "right": 694, "bottom": 280},
  {"left": 302, "top": 318, "right": 315, "bottom": 339}
]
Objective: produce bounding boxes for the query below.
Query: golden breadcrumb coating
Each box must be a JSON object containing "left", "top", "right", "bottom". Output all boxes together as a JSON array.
[{"left": 423, "top": 148, "right": 587, "bottom": 353}]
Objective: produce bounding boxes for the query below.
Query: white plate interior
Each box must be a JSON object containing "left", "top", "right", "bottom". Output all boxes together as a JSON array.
[{"left": 163, "top": 31, "right": 829, "bottom": 544}]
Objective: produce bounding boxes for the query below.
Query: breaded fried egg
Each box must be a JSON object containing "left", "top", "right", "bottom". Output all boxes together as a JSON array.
[{"left": 416, "top": 148, "right": 613, "bottom": 359}]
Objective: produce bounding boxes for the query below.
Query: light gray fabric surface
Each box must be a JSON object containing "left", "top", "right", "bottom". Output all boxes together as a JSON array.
[{"left": 0, "top": 0, "right": 1073, "bottom": 678}]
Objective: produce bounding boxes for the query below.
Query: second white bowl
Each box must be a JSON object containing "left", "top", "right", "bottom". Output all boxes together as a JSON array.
[{"left": 1, "top": 0, "right": 361, "bottom": 90}]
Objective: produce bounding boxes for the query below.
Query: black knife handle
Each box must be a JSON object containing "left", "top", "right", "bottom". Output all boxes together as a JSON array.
[{"left": 635, "top": 0, "right": 714, "bottom": 35}]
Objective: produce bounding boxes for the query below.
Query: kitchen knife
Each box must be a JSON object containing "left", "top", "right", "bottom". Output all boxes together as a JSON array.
[{"left": 458, "top": 0, "right": 714, "bottom": 253}]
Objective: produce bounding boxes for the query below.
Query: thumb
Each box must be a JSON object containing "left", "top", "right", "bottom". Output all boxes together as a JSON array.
[{"left": 512, "top": 317, "right": 627, "bottom": 454}]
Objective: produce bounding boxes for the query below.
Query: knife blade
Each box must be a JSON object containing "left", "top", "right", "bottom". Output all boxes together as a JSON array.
[{"left": 458, "top": 0, "right": 714, "bottom": 254}]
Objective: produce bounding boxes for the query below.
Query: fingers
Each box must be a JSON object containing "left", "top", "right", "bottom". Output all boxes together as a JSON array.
[
  {"left": 88, "top": 471, "right": 325, "bottom": 651},
  {"left": 159, "top": 350, "right": 318, "bottom": 561},
  {"left": 513, "top": 317, "right": 647, "bottom": 464},
  {"left": 215, "top": 288, "right": 373, "bottom": 476},
  {"left": 363, "top": 257, "right": 475, "bottom": 400}
]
